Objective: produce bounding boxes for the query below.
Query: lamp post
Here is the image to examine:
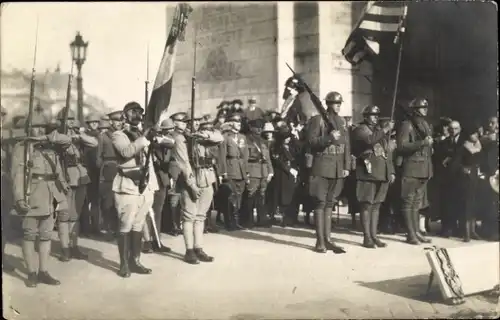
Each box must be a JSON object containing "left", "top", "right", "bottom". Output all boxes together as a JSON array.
[{"left": 70, "top": 32, "right": 88, "bottom": 124}]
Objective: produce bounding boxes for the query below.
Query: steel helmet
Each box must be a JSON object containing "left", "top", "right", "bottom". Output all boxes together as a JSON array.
[
  {"left": 159, "top": 118, "right": 175, "bottom": 130},
  {"left": 362, "top": 105, "right": 381, "bottom": 116},
  {"left": 17, "top": 113, "right": 50, "bottom": 128},
  {"left": 324, "top": 91, "right": 343, "bottom": 103},
  {"left": 85, "top": 113, "right": 101, "bottom": 123},
  {"left": 409, "top": 97, "right": 429, "bottom": 109},
  {"left": 56, "top": 108, "right": 76, "bottom": 120}
]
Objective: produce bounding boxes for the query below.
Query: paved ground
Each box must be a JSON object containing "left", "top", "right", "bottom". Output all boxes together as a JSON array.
[{"left": 3, "top": 212, "right": 499, "bottom": 320}]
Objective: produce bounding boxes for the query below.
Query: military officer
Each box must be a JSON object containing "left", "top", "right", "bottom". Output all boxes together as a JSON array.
[
  {"left": 96, "top": 110, "right": 122, "bottom": 238},
  {"left": 142, "top": 118, "right": 176, "bottom": 253},
  {"left": 171, "top": 112, "right": 223, "bottom": 264},
  {"left": 83, "top": 113, "right": 102, "bottom": 235},
  {"left": 218, "top": 114, "right": 248, "bottom": 230},
  {"left": 306, "top": 91, "right": 350, "bottom": 254},
  {"left": 56, "top": 109, "right": 98, "bottom": 261},
  {"left": 11, "top": 113, "right": 72, "bottom": 287},
  {"left": 351, "top": 106, "right": 395, "bottom": 248},
  {"left": 244, "top": 118, "right": 273, "bottom": 228},
  {"left": 99, "top": 115, "right": 110, "bottom": 133},
  {"left": 112, "top": 101, "right": 159, "bottom": 277},
  {"left": 396, "top": 97, "right": 433, "bottom": 245}
]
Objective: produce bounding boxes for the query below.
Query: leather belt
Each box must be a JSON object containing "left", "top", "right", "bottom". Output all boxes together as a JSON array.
[
  {"left": 32, "top": 173, "right": 58, "bottom": 181},
  {"left": 248, "top": 159, "right": 265, "bottom": 163}
]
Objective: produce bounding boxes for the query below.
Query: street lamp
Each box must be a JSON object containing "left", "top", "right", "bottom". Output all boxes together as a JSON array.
[{"left": 70, "top": 32, "right": 88, "bottom": 124}]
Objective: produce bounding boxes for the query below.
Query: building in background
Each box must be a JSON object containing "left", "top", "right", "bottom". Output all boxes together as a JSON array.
[{"left": 166, "top": 2, "right": 497, "bottom": 127}]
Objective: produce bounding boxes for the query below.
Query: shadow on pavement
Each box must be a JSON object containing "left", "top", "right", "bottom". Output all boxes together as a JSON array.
[
  {"left": 219, "top": 229, "right": 313, "bottom": 251},
  {"left": 356, "top": 274, "right": 443, "bottom": 304},
  {"left": 2, "top": 254, "right": 29, "bottom": 283},
  {"left": 50, "top": 240, "right": 120, "bottom": 274}
]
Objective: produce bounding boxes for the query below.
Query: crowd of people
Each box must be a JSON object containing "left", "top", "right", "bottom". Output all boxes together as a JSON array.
[{"left": 1, "top": 85, "right": 498, "bottom": 287}]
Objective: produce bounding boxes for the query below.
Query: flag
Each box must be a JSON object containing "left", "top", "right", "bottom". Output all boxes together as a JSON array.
[
  {"left": 145, "top": 3, "right": 193, "bottom": 127},
  {"left": 341, "top": 1, "right": 408, "bottom": 66}
]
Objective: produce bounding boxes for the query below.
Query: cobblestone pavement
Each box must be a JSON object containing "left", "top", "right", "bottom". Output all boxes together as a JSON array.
[{"left": 3, "top": 212, "right": 499, "bottom": 319}]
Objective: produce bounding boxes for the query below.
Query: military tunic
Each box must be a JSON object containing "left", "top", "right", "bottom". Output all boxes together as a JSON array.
[{"left": 11, "top": 136, "right": 70, "bottom": 241}]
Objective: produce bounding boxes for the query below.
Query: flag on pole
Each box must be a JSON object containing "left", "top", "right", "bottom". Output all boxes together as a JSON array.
[
  {"left": 145, "top": 3, "right": 193, "bottom": 127},
  {"left": 341, "top": 1, "right": 408, "bottom": 66}
]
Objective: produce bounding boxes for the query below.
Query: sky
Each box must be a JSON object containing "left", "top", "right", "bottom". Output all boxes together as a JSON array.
[{"left": 1, "top": 2, "right": 170, "bottom": 111}]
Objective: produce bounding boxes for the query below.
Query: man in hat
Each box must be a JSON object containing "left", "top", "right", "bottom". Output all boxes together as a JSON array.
[
  {"left": 230, "top": 99, "right": 245, "bottom": 119},
  {"left": 216, "top": 100, "right": 231, "bottom": 119},
  {"left": 214, "top": 109, "right": 228, "bottom": 130},
  {"left": 83, "top": 112, "right": 103, "bottom": 236},
  {"left": 56, "top": 108, "right": 98, "bottom": 262},
  {"left": 244, "top": 96, "right": 265, "bottom": 122},
  {"left": 244, "top": 118, "right": 273, "bottom": 228},
  {"left": 96, "top": 110, "right": 122, "bottom": 238},
  {"left": 142, "top": 118, "right": 175, "bottom": 253},
  {"left": 112, "top": 101, "right": 158, "bottom": 277},
  {"left": 306, "top": 91, "right": 350, "bottom": 254},
  {"left": 171, "top": 112, "right": 223, "bottom": 264},
  {"left": 99, "top": 115, "right": 110, "bottom": 134},
  {"left": 396, "top": 97, "right": 433, "bottom": 245},
  {"left": 218, "top": 114, "right": 248, "bottom": 230},
  {"left": 11, "top": 112, "right": 72, "bottom": 287}
]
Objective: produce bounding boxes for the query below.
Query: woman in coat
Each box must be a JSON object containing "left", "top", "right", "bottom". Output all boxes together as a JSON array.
[
  {"left": 271, "top": 126, "right": 303, "bottom": 227},
  {"left": 450, "top": 125, "right": 484, "bottom": 242}
]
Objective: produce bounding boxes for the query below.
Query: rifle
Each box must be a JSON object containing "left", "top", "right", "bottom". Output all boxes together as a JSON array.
[
  {"left": 139, "top": 46, "right": 152, "bottom": 195},
  {"left": 59, "top": 62, "right": 75, "bottom": 182},
  {"left": 24, "top": 20, "right": 39, "bottom": 203},
  {"left": 188, "top": 24, "right": 199, "bottom": 171},
  {"left": 285, "top": 63, "right": 338, "bottom": 133}
]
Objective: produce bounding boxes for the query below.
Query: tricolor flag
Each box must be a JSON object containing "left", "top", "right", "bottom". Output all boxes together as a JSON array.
[
  {"left": 341, "top": 1, "right": 408, "bottom": 66},
  {"left": 145, "top": 3, "right": 193, "bottom": 127}
]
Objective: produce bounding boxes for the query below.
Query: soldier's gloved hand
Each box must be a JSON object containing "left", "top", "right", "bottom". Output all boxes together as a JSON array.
[
  {"left": 389, "top": 174, "right": 396, "bottom": 184},
  {"left": 342, "top": 170, "right": 350, "bottom": 178},
  {"left": 329, "top": 130, "right": 341, "bottom": 140},
  {"left": 267, "top": 173, "right": 274, "bottom": 182},
  {"left": 423, "top": 136, "right": 433, "bottom": 146},
  {"left": 383, "top": 120, "right": 395, "bottom": 132},
  {"left": 16, "top": 200, "right": 30, "bottom": 214}
]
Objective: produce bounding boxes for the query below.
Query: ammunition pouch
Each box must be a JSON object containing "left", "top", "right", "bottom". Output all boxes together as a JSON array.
[
  {"left": 248, "top": 158, "right": 265, "bottom": 164},
  {"left": 66, "top": 154, "right": 79, "bottom": 167},
  {"left": 194, "top": 157, "right": 215, "bottom": 169},
  {"left": 118, "top": 166, "right": 144, "bottom": 186}
]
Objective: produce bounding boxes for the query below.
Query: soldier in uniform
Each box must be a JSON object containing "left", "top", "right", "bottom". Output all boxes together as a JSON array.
[
  {"left": 142, "top": 118, "right": 176, "bottom": 253},
  {"left": 83, "top": 113, "right": 102, "bottom": 235},
  {"left": 11, "top": 113, "right": 72, "bottom": 287},
  {"left": 244, "top": 96, "right": 265, "bottom": 122},
  {"left": 99, "top": 115, "right": 110, "bottom": 133},
  {"left": 96, "top": 110, "right": 122, "bottom": 238},
  {"left": 396, "top": 98, "right": 433, "bottom": 245},
  {"left": 112, "top": 101, "right": 158, "bottom": 277},
  {"left": 306, "top": 91, "right": 350, "bottom": 254},
  {"left": 218, "top": 114, "right": 248, "bottom": 230},
  {"left": 56, "top": 109, "right": 98, "bottom": 261},
  {"left": 229, "top": 99, "right": 245, "bottom": 119},
  {"left": 171, "top": 112, "right": 223, "bottom": 264},
  {"left": 351, "top": 106, "right": 395, "bottom": 248},
  {"left": 244, "top": 118, "right": 273, "bottom": 228}
]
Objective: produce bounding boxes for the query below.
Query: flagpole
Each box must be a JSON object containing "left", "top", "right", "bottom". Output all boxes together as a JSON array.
[
  {"left": 145, "top": 42, "right": 150, "bottom": 109},
  {"left": 389, "top": 6, "right": 408, "bottom": 121}
]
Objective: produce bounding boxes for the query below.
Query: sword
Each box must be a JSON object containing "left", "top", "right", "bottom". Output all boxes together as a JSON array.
[{"left": 148, "top": 208, "right": 162, "bottom": 248}]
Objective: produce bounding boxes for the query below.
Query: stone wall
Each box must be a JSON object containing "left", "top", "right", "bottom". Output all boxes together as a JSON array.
[{"left": 167, "top": 3, "right": 278, "bottom": 117}]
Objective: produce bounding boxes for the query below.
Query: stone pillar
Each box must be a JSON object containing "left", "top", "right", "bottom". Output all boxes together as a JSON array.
[{"left": 276, "top": 2, "right": 295, "bottom": 108}]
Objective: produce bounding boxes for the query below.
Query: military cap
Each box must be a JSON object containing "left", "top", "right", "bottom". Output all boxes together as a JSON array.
[
  {"left": 199, "top": 122, "right": 214, "bottom": 131},
  {"left": 248, "top": 96, "right": 257, "bottom": 103},
  {"left": 170, "top": 112, "right": 189, "bottom": 122},
  {"left": 123, "top": 101, "right": 144, "bottom": 113},
  {"left": 85, "top": 113, "right": 102, "bottom": 123},
  {"left": 1, "top": 105, "right": 6, "bottom": 115},
  {"left": 200, "top": 115, "right": 214, "bottom": 125},
  {"left": 227, "top": 114, "right": 242, "bottom": 122},
  {"left": 159, "top": 118, "right": 175, "bottom": 130},
  {"left": 107, "top": 110, "right": 123, "bottom": 121},
  {"left": 248, "top": 118, "right": 264, "bottom": 129},
  {"left": 220, "top": 122, "right": 233, "bottom": 133},
  {"left": 232, "top": 99, "right": 243, "bottom": 106},
  {"left": 262, "top": 122, "right": 275, "bottom": 133}
]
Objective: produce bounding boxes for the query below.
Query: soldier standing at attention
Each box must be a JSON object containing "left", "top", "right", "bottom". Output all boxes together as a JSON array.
[
  {"left": 396, "top": 98, "right": 433, "bottom": 245},
  {"left": 306, "top": 91, "right": 350, "bottom": 254},
  {"left": 112, "top": 102, "right": 158, "bottom": 277},
  {"left": 171, "top": 112, "right": 223, "bottom": 264},
  {"left": 244, "top": 118, "right": 273, "bottom": 228},
  {"left": 218, "top": 114, "right": 248, "bottom": 231},
  {"left": 83, "top": 113, "right": 102, "bottom": 235},
  {"left": 96, "top": 110, "right": 122, "bottom": 239},
  {"left": 11, "top": 113, "right": 72, "bottom": 287},
  {"left": 56, "top": 110, "right": 98, "bottom": 262},
  {"left": 351, "top": 106, "right": 395, "bottom": 248}
]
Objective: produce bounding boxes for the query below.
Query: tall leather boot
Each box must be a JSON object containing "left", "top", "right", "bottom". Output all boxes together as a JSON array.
[
  {"left": 314, "top": 209, "right": 326, "bottom": 253},
  {"left": 414, "top": 209, "right": 431, "bottom": 243},
  {"left": 245, "top": 195, "right": 255, "bottom": 229},
  {"left": 324, "top": 207, "right": 346, "bottom": 253},
  {"left": 370, "top": 204, "right": 386, "bottom": 248},
  {"left": 129, "top": 231, "right": 152, "bottom": 274},
  {"left": 233, "top": 206, "right": 245, "bottom": 230},
  {"left": 470, "top": 218, "right": 481, "bottom": 240},
  {"left": 117, "top": 233, "right": 131, "bottom": 278},
  {"left": 256, "top": 195, "right": 271, "bottom": 227},
  {"left": 403, "top": 208, "right": 419, "bottom": 245},
  {"left": 361, "top": 208, "right": 375, "bottom": 248},
  {"left": 463, "top": 219, "right": 471, "bottom": 242}
]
